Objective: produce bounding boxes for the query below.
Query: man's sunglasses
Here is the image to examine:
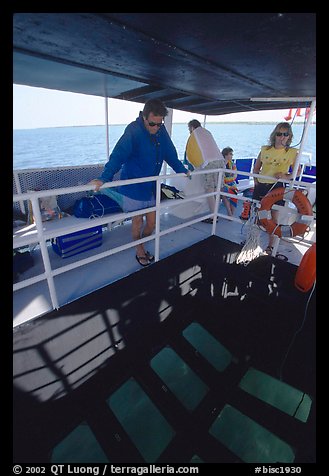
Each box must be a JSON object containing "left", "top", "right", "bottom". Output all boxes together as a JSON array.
[
  {"left": 147, "top": 120, "right": 163, "bottom": 128},
  {"left": 276, "top": 132, "right": 290, "bottom": 137}
]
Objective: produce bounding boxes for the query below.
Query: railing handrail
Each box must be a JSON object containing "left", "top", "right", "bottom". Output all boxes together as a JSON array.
[
  {"left": 13, "top": 173, "right": 174, "bottom": 202},
  {"left": 13, "top": 161, "right": 316, "bottom": 325},
  {"left": 13, "top": 164, "right": 316, "bottom": 203}
]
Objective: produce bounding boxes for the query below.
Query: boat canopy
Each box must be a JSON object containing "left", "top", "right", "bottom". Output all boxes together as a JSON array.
[{"left": 13, "top": 13, "right": 316, "bottom": 115}]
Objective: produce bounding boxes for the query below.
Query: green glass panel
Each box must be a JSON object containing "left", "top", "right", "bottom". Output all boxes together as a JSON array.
[
  {"left": 151, "top": 346, "right": 209, "bottom": 411},
  {"left": 190, "top": 454, "right": 204, "bottom": 463},
  {"left": 239, "top": 368, "right": 312, "bottom": 423},
  {"left": 51, "top": 422, "right": 109, "bottom": 463},
  {"left": 107, "top": 378, "right": 175, "bottom": 462},
  {"left": 209, "top": 405, "right": 295, "bottom": 463},
  {"left": 183, "top": 322, "right": 232, "bottom": 371}
]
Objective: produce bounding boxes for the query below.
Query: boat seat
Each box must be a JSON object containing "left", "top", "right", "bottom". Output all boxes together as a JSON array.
[{"left": 236, "top": 178, "right": 254, "bottom": 194}]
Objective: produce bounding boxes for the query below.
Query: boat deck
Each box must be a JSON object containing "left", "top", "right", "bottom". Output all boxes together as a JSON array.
[
  {"left": 13, "top": 233, "right": 316, "bottom": 463},
  {"left": 13, "top": 196, "right": 316, "bottom": 328}
]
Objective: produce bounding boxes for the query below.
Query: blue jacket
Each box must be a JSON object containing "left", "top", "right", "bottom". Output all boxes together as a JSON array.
[{"left": 98, "top": 113, "right": 188, "bottom": 201}]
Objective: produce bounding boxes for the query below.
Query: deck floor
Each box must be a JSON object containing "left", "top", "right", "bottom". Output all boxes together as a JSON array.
[
  {"left": 13, "top": 199, "right": 316, "bottom": 327},
  {"left": 13, "top": 234, "right": 316, "bottom": 463}
]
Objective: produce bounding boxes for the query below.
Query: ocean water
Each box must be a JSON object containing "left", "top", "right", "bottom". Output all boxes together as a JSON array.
[{"left": 13, "top": 122, "right": 316, "bottom": 171}]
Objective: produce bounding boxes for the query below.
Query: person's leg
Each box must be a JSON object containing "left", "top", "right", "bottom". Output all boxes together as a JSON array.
[
  {"left": 204, "top": 177, "right": 214, "bottom": 213},
  {"left": 206, "top": 194, "right": 216, "bottom": 214},
  {"left": 205, "top": 168, "right": 219, "bottom": 215},
  {"left": 142, "top": 211, "right": 156, "bottom": 260},
  {"left": 266, "top": 209, "right": 279, "bottom": 252},
  {"left": 132, "top": 214, "right": 148, "bottom": 263},
  {"left": 222, "top": 196, "right": 233, "bottom": 216},
  {"left": 132, "top": 211, "right": 156, "bottom": 264},
  {"left": 265, "top": 183, "right": 284, "bottom": 254},
  {"left": 143, "top": 210, "right": 156, "bottom": 238}
]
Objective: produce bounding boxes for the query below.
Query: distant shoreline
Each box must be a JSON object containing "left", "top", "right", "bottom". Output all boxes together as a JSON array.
[
  {"left": 174, "top": 121, "right": 316, "bottom": 125},
  {"left": 13, "top": 121, "right": 316, "bottom": 131}
]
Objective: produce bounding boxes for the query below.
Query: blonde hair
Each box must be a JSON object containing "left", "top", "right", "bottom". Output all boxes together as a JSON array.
[{"left": 266, "top": 122, "right": 293, "bottom": 150}]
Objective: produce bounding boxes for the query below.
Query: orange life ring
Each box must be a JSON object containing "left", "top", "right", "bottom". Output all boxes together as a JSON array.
[
  {"left": 258, "top": 187, "right": 313, "bottom": 238},
  {"left": 295, "top": 243, "right": 316, "bottom": 292}
]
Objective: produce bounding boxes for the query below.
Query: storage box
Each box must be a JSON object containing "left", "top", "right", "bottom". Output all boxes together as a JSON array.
[{"left": 52, "top": 226, "right": 102, "bottom": 258}]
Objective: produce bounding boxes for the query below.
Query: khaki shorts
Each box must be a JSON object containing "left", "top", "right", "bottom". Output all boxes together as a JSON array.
[
  {"left": 203, "top": 160, "right": 222, "bottom": 192},
  {"left": 102, "top": 187, "right": 155, "bottom": 212}
]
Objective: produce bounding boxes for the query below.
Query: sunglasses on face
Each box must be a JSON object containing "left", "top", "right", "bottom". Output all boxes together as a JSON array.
[
  {"left": 147, "top": 120, "right": 163, "bottom": 128},
  {"left": 276, "top": 132, "right": 290, "bottom": 137}
]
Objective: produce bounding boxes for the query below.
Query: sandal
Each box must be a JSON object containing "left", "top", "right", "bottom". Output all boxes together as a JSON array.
[
  {"left": 136, "top": 255, "right": 150, "bottom": 267},
  {"left": 145, "top": 251, "right": 155, "bottom": 262}
]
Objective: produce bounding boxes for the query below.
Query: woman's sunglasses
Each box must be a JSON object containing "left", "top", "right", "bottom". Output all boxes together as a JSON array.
[{"left": 276, "top": 132, "right": 290, "bottom": 137}]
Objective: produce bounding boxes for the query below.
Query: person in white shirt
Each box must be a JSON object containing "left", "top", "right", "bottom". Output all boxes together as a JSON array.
[{"left": 185, "top": 120, "right": 225, "bottom": 223}]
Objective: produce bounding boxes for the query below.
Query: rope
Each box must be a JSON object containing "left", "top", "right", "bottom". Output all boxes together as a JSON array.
[
  {"left": 271, "top": 223, "right": 281, "bottom": 236},
  {"left": 236, "top": 202, "right": 262, "bottom": 265},
  {"left": 278, "top": 280, "right": 316, "bottom": 380},
  {"left": 89, "top": 194, "right": 105, "bottom": 219}
]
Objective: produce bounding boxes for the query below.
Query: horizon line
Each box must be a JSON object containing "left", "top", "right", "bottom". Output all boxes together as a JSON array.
[{"left": 14, "top": 120, "right": 316, "bottom": 131}]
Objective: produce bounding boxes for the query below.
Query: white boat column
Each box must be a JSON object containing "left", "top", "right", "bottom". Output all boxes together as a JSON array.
[
  {"left": 290, "top": 99, "right": 316, "bottom": 183},
  {"left": 162, "top": 107, "right": 174, "bottom": 175},
  {"left": 104, "top": 96, "right": 110, "bottom": 160}
]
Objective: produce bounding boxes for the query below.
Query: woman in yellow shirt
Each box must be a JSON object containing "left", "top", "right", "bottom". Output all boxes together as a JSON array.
[{"left": 252, "top": 122, "right": 301, "bottom": 254}]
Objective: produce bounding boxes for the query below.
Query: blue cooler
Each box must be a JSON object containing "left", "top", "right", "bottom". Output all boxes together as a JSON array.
[{"left": 52, "top": 226, "right": 102, "bottom": 258}]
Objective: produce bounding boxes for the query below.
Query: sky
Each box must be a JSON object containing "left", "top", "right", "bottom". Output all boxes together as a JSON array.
[{"left": 13, "top": 85, "right": 313, "bottom": 130}]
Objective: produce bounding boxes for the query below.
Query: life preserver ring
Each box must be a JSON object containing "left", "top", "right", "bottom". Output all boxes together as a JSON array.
[
  {"left": 295, "top": 243, "right": 316, "bottom": 292},
  {"left": 258, "top": 187, "right": 313, "bottom": 238}
]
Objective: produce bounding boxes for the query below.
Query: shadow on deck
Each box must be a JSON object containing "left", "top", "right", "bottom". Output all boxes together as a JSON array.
[{"left": 13, "top": 236, "right": 316, "bottom": 464}]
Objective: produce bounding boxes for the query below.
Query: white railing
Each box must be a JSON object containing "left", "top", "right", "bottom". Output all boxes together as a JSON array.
[{"left": 13, "top": 160, "right": 316, "bottom": 319}]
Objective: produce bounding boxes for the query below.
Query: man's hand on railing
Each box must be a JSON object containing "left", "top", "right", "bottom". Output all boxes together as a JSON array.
[{"left": 89, "top": 179, "right": 104, "bottom": 192}]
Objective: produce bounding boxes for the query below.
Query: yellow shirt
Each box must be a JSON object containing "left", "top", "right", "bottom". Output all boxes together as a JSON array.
[{"left": 258, "top": 146, "right": 298, "bottom": 183}]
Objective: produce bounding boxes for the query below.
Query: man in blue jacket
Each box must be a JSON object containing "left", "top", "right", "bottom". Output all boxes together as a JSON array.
[{"left": 90, "top": 99, "right": 191, "bottom": 266}]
